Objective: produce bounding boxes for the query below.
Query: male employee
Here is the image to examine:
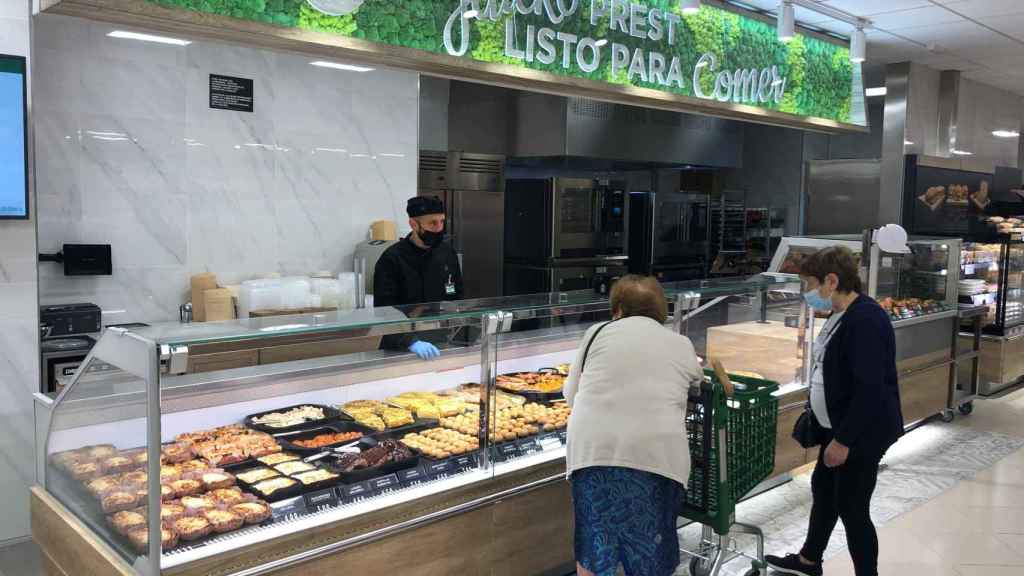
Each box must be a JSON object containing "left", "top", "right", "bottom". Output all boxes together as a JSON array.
[{"left": 374, "top": 196, "right": 464, "bottom": 359}]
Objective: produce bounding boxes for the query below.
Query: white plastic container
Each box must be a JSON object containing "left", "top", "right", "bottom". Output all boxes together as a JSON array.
[
  {"left": 337, "top": 272, "right": 358, "bottom": 311},
  {"left": 311, "top": 277, "right": 342, "bottom": 308},
  {"left": 238, "top": 279, "right": 282, "bottom": 318},
  {"left": 280, "top": 277, "right": 312, "bottom": 310}
]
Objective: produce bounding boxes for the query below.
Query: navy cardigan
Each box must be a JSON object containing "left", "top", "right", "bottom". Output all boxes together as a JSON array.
[{"left": 822, "top": 294, "right": 904, "bottom": 456}]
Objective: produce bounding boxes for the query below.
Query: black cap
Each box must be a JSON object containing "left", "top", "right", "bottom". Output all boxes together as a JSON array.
[{"left": 407, "top": 195, "right": 445, "bottom": 218}]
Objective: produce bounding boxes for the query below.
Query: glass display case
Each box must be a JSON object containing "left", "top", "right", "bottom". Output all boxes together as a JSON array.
[
  {"left": 768, "top": 235, "right": 960, "bottom": 324},
  {"left": 960, "top": 237, "right": 1024, "bottom": 336},
  {"left": 37, "top": 276, "right": 800, "bottom": 576}
]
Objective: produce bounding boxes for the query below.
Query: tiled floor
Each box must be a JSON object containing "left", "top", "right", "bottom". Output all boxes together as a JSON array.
[
  {"left": 0, "top": 539, "right": 43, "bottom": 576},
  {"left": 820, "top": 386, "right": 1024, "bottom": 576}
]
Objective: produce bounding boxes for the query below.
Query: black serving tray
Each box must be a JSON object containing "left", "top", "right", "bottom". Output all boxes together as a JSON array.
[
  {"left": 273, "top": 423, "right": 375, "bottom": 454},
  {"left": 235, "top": 467, "right": 305, "bottom": 503},
  {"left": 244, "top": 404, "right": 342, "bottom": 434},
  {"left": 318, "top": 438, "right": 421, "bottom": 485},
  {"left": 495, "top": 372, "right": 565, "bottom": 403}
]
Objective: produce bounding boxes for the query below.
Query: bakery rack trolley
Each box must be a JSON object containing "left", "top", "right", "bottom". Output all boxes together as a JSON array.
[{"left": 680, "top": 370, "right": 780, "bottom": 576}]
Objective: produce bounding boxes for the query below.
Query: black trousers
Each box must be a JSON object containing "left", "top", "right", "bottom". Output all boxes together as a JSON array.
[{"left": 799, "top": 431, "right": 884, "bottom": 576}]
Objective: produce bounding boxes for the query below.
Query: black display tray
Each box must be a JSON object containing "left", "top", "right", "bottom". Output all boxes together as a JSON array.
[
  {"left": 318, "top": 437, "right": 421, "bottom": 484},
  {"left": 235, "top": 467, "right": 306, "bottom": 503},
  {"left": 273, "top": 423, "right": 375, "bottom": 454},
  {"left": 244, "top": 404, "right": 342, "bottom": 434},
  {"left": 496, "top": 371, "right": 565, "bottom": 403}
]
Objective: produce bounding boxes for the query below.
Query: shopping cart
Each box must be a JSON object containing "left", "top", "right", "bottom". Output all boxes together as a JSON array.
[{"left": 681, "top": 369, "right": 780, "bottom": 576}]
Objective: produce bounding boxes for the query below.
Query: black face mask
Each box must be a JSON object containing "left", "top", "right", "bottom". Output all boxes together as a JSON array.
[{"left": 417, "top": 227, "right": 444, "bottom": 248}]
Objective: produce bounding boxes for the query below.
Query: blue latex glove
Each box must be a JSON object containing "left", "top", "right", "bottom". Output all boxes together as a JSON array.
[{"left": 409, "top": 341, "right": 440, "bottom": 360}]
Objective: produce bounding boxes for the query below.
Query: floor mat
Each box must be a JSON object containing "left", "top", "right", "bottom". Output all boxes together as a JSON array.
[{"left": 675, "top": 422, "right": 1024, "bottom": 575}]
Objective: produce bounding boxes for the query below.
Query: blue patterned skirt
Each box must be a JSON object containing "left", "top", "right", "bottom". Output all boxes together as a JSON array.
[{"left": 571, "top": 466, "right": 685, "bottom": 576}]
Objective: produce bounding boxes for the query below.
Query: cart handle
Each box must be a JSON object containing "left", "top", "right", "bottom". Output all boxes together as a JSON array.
[{"left": 710, "top": 358, "right": 736, "bottom": 397}]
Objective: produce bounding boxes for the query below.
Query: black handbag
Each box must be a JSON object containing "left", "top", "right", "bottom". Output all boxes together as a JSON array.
[{"left": 792, "top": 403, "right": 823, "bottom": 449}]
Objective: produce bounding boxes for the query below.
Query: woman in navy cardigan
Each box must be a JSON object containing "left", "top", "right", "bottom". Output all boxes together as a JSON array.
[{"left": 767, "top": 247, "right": 903, "bottom": 576}]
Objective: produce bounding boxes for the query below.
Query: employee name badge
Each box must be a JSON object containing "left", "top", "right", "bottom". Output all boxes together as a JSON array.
[{"left": 445, "top": 274, "right": 456, "bottom": 296}]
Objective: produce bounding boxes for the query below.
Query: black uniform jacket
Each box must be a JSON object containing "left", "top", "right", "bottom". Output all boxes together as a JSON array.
[
  {"left": 373, "top": 235, "right": 463, "bottom": 350},
  {"left": 823, "top": 294, "right": 904, "bottom": 457}
]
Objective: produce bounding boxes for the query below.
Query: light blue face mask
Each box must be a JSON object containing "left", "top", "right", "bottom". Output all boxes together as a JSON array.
[{"left": 803, "top": 287, "right": 834, "bottom": 312}]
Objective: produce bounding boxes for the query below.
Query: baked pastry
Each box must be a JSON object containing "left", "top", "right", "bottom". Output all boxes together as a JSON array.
[
  {"left": 101, "top": 456, "right": 135, "bottom": 475},
  {"left": 161, "top": 484, "right": 175, "bottom": 501},
  {"left": 352, "top": 413, "right": 386, "bottom": 431},
  {"left": 71, "top": 461, "right": 102, "bottom": 482},
  {"left": 178, "top": 460, "right": 209, "bottom": 474},
  {"left": 342, "top": 400, "right": 385, "bottom": 413},
  {"left": 160, "top": 502, "right": 186, "bottom": 522},
  {"left": 173, "top": 516, "right": 212, "bottom": 541},
  {"left": 180, "top": 495, "right": 215, "bottom": 512},
  {"left": 209, "top": 487, "right": 245, "bottom": 504},
  {"left": 101, "top": 491, "right": 139, "bottom": 514},
  {"left": 292, "top": 469, "right": 339, "bottom": 486},
  {"left": 169, "top": 479, "right": 203, "bottom": 498},
  {"left": 160, "top": 465, "right": 181, "bottom": 483},
  {"left": 251, "top": 477, "right": 297, "bottom": 496},
  {"left": 161, "top": 443, "right": 193, "bottom": 464},
  {"left": 200, "top": 471, "right": 236, "bottom": 490},
  {"left": 87, "top": 475, "right": 122, "bottom": 497},
  {"left": 121, "top": 470, "right": 147, "bottom": 486},
  {"left": 231, "top": 501, "right": 272, "bottom": 524},
  {"left": 292, "top": 431, "right": 363, "bottom": 449},
  {"left": 380, "top": 407, "right": 414, "bottom": 428},
  {"left": 109, "top": 509, "right": 147, "bottom": 535},
  {"left": 257, "top": 453, "right": 300, "bottom": 466},
  {"left": 127, "top": 525, "right": 178, "bottom": 552},
  {"left": 204, "top": 509, "right": 244, "bottom": 533},
  {"left": 251, "top": 405, "right": 326, "bottom": 428},
  {"left": 51, "top": 450, "right": 83, "bottom": 471},
  {"left": 273, "top": 461, "right": 315, "bottom": 476},
  {"left": 236, "top": 468, "right": 281, "bottom": 484}
]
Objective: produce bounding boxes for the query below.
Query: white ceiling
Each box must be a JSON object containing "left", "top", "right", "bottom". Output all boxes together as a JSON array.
[{"left": 730, "top": 0, "right": 1024, "bottom": 96}]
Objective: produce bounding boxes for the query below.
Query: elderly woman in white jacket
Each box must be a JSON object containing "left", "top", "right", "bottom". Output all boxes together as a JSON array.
[{"left": 564, "top": 275, "right": 704, "bottom": 576}]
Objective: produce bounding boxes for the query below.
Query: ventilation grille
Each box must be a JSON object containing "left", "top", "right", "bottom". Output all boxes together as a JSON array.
[
  {"left": 458, "top": 156, "right": 503, "bottom": 175},
  {"left": 418, "top": 151, "right": 448, "bottom": 173}
]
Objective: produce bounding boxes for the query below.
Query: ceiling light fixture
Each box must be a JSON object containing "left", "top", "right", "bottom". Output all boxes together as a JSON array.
[
  {"left": 865, "top": 86, "right": 887, "bottom": 97},
  {"left": 952, "top": 149, "right": 974, "bottom": 156},
  {"left": 310, "top": 61, "right": 375, "bottom": 72},
  {"left": 679, "top": 0, "right": 701, "bottom": 14},
  {"left": 993, "top": 130, "right": 1020, "bottom": 138},
  {"left": 777, "top": 1, "right": 795, "bottom": 43},
  {"left": 107, "top": 30, "right": 191, "bottom": 46},
  {"left": 463, "top": 9, "right": 479, "bottom": 19},
  {"left": 850, "top": 26, "right": 866, "bottom": 63},
  {"left": 904, "top": 140, "right": 914, "bottom": 146}
]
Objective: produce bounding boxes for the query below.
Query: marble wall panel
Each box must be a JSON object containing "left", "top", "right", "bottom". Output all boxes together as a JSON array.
[{"left": 34, "top": 13, "right": 418, "bottom": 322}]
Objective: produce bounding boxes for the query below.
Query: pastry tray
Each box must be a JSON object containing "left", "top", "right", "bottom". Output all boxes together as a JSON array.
[
  {"left": 339, "top": 409, "right": 438, "bottom": 435},
  {"left": 234, "top": 467, "right": 307, "bottom": 503},
  {"left": 273, "top": 423, "right": 375, "bottom": 455},
  {"left": 318, "top": 437, "right": 421, "bottom": 484},
  {"left": 495, "top": 371, "right": 565, "bottom": 403},
  {"left": 244, "top": 404, "right": 342, "bottom": 434}
]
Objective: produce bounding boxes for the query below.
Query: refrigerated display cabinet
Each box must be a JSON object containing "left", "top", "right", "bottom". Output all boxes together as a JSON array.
[
  {"left": 34, "top": 276, "right": 821, "bottom": 576},
  {"left": 958, "top": 236, "right": 1024, "bottom": 395}
]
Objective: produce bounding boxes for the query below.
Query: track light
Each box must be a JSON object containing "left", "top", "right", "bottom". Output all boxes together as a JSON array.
[
  {"left": 778, "top": 1, "right": 795, "bottom": 43},
  {"left": 850, "top": 26, "right": 866, "bottom": 63},
  {"left": 679, "top": 0, "right": 701, "bottom": 14}
]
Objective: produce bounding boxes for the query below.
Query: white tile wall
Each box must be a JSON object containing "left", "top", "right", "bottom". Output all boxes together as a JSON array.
[
  {"left": 34, "top": 14, "right": 418, "bottom": 324},
  {"left": 0, "top": 0, "right": 37, "bottom": 545}
]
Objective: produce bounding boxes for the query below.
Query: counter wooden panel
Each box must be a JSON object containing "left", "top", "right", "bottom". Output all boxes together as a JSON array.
[
  {"left": 958, "top": 334, "right": 1024, "bottom": 393},
  {"left": 897, "top": 349, "right": 950, "bottom": 426}
]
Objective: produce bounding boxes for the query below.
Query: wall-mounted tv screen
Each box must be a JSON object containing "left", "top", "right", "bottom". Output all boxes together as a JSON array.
[{"left": 0, "top": 55, "right": 27, "bottom": 220}]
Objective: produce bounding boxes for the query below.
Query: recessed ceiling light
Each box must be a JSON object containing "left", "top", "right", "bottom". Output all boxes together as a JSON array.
[
  {"left": 463, "top": 9, "right": 479, "bottom": 19},
  {"left": 865, "top": 87, "right": 887, "bottom": 97},
  {"left": 904, "top": 140, "right": 914, "bottom": 146},
  {"left": 993, "top": 130, "right": 1020, "bottom": 138},
  {"left": 310, "top": 61, "right": 375, "bottom": 72},
  {"left": 107, "top": 30, "right": 191, "bottom": 46},
  {"left": 952, "top": 149, "right": 974, "bottom": 156}
]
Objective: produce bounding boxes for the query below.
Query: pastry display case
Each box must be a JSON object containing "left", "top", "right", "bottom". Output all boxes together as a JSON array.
[
  {"left": 35, "top": 276, "right": 811, "bottom": 576},
  {"left": 959, "top": 237, "right": 1024, "bottom": 336}
]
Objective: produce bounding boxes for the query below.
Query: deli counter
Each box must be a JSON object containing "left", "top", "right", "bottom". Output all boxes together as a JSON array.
[
  {"left": 33, "top": 276, "right": 822, "bottom": 576},
  {"left": 30, "top": 269, "right": 954, "bottom": 576}
]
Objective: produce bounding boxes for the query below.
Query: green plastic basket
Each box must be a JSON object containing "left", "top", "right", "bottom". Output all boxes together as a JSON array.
[{"left": 683, "top": 370, "right": 780, "bottom": 535}]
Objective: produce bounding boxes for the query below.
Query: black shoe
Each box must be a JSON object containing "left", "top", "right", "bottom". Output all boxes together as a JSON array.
[{"left": 765, "top": 553, "right": 822, "bottom": 576}]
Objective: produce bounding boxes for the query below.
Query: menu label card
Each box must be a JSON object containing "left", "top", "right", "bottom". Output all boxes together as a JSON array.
[
  {"left": 452, "top": 454, "right": 477, "bottom": 471},
  {"left": 426, "top": 459, "right": 454, "bottom": 478},
  {"left": 344, "top": 481, "right": 372, "bottom": 501},
  {"left": 271, "top": 496, "right": 306, "bottom": 519},
  {"left": 518, "top": 438, "right": 543, "bottom": 456},
  {"left": 557, "top": 430, "right": 568, "bottom": 444},
  {"left": 370, "top": 473, "right": 401, "bottom": 494},
  {"left": 497, "top": 442, "right": 520, "bottom": 461},
  {"left": 398, "top": 466, "right": 428, "bottom": 487},
  {"left": 304, "top": 488, "right": 338, "bottom": 509},
  {"left": 209, "top": 74, "right": 254, "bottom": 112}
]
